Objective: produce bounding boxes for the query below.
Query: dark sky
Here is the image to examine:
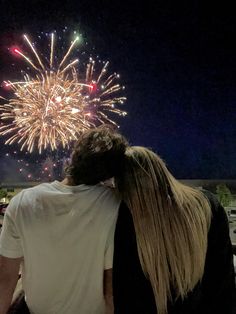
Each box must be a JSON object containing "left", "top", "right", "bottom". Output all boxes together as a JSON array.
[{"left": 0, "top": 0, "right": 236, "bottom": 179}]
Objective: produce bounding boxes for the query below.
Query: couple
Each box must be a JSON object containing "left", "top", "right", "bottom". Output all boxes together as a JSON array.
[{"left": 0, "top": 126, "right": 235, "bottom": 314}]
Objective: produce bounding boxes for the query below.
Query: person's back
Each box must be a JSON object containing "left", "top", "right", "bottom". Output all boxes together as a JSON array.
[
  {"left": 0, "top": 126, "right": 128, "bottom": 314},
  {"left": 0, "top": 181, "right": 119, "bottom": 313},
  {"left": 113, "top": 195, "right": 236, "bottom": 314},
  {"left": 113, "top": 146, "right": 236, "bottom": 314}
]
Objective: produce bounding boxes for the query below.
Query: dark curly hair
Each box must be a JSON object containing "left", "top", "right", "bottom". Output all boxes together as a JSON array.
[{"left": 65, "top": 125, "right": 129, "bottom": 185}]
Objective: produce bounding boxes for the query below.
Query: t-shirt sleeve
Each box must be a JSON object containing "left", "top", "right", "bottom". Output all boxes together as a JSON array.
[
  {"left": 0, "top": 194, "right": 23, "bottom": 258},
  {"left": 104, "top": 214, "right": 117, "bottom": 270}
]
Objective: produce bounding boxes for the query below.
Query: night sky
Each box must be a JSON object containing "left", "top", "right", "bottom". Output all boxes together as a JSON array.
[{"left": 0, "top": 0, "right": 236, "bottom": 179}]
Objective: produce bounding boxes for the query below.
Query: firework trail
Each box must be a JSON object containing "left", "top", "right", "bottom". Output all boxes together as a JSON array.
[{"left": 0, "top": 33, "right": 127, "bottom": 153}]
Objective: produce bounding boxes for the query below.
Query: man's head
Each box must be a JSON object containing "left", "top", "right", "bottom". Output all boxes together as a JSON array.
[{"left": 66, "top": 125, "right": 129, "bottom": 185}]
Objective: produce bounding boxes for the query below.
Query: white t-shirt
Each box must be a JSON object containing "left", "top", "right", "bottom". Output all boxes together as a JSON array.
[{"left": 0, "top": 181, "right": 120, "bottom": 314}]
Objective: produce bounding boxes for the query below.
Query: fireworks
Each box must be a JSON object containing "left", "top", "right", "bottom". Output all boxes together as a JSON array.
[{"left": 0, "top": 33, "right": 127, "bottom": 153}]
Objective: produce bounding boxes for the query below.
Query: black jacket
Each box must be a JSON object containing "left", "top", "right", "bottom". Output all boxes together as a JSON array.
[{"left": 113, "top": 191, "right": 236, "bottom": 314}]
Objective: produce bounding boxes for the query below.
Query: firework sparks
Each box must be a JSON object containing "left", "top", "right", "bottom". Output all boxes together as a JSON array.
[{"left": 0, "top": 33, "right": 127, "bottom": 153}]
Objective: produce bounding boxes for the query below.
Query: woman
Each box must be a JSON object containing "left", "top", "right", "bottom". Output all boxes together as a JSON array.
[{"left": 113, "top": 146, "right": 236, "bottom": 314}]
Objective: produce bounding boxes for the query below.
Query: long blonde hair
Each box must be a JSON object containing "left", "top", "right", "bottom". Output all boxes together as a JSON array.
[{"left": 116, "top": 146, "right": 212, "bottom": 314}]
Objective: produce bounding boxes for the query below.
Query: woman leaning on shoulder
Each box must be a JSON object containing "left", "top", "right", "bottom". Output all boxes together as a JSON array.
[{"left": 113, "top": 146, "right": 236, "bottom": 314}]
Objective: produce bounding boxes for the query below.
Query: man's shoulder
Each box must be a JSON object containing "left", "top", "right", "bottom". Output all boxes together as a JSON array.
[
  {"left": 7, "top": 182, "right": 55, "bottom": 210},
  {"left": 16, "top": 182, "right": 53, "bottom": 198},
  {"left": 89, "top": 185, "right": 120, "bottom": 221},
  {"left": 97, "top": 185, "right": 121, "bottom": 206}
]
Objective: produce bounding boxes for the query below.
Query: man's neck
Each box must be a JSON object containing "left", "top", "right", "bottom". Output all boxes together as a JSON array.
[{"left": 61, "top": 177, "right": 76, "bottom": 186}]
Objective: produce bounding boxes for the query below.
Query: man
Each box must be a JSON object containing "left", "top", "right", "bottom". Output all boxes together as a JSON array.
[{"left": 0, "top": 126, "right": 128, "bottom": 314}]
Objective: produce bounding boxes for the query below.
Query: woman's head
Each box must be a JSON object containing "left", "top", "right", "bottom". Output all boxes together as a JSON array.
[
  {"left": 116, "top": 146, "right": 211, "bottom": 314},
  {"left": 116, "top": 146, "right": 174, "bottom": 200},
  {"left": 66, "top": 125, "right": 128, "bottom": 185}
]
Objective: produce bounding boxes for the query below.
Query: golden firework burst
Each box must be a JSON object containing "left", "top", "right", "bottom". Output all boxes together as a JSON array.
[{"left": 0, "top": 33, "right": 127, "bottom": 153}]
